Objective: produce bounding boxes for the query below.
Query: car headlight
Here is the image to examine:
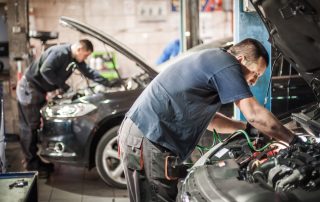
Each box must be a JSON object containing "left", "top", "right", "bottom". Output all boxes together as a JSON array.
[{"left": 45, "top": 103, "right": 97, "bottom": 118}]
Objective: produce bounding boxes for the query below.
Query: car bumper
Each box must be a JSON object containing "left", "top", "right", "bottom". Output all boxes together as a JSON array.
[{"left": 38, "top": 117, "right": 94, "bottom": 164}]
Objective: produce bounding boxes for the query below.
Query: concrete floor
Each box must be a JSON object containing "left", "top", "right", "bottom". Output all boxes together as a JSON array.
[{"left": 5, "top": 138, "right": 129, "bottom": 202}]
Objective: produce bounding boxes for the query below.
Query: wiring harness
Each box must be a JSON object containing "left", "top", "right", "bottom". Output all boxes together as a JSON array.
[
  {"left": 196, "top": 129, "right": 320, "bottom": 192},
  {"left": 218, "top": 130, "right": 320, "bottom": 192}
]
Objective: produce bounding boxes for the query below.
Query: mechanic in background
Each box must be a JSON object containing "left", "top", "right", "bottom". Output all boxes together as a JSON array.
[
  {"left": 17, "top": 39, "right": 111, "bottom": 177},
  {"left": 118, "top": 38, "right": 297, "bottom": 202},
  {"left": 156, "top": 39, "right": 180, "bottom": 65}
]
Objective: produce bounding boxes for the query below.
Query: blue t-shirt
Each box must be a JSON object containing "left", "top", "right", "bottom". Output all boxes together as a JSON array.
[{"left": 127, "top": 49, "right": 252, "bottom": 160}]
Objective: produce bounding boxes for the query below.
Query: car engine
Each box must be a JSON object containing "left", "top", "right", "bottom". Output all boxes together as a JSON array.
[
  {"left": 236, "top": 138, "right": 320, "bottom": 192},
  {"left": 178, "top": 119, "right": 320, "bottom": 202}
]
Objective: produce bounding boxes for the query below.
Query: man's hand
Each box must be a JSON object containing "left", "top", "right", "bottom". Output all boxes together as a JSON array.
[
  {"left": 60, "top": 83, "right": 70, "bottom": 93},
  {"left": 245, "top": 122, "right": 260, "bottom": 137},
  {"left": 289, "top": 135, "right": 305, "bottom": 145},
  {"left": 46, "top": 90, "right": 60, "bottom": 101},
  {"left": 107, "top": 79, "right": 122, "bottom": 88},
  {"left": 47, "top": 84, "right": 70, "bottom": 101}
]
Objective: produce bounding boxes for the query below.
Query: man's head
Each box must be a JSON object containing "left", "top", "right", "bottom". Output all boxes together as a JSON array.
[
  {"left": 71, "top": 39, "right": 94, "bottom": 62},
  {"left": 228, "top": 38, "right": 269, "bottom": 86}
]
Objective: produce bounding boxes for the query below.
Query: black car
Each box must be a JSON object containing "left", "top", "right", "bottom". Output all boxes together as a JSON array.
[{"left": 177, "top": 0, "right": 320, "bottom": 201}]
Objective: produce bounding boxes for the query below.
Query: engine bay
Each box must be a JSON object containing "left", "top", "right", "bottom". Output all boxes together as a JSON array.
[
  {"left": 47, "top": 72, "right": 151, "bottom": 106},
  {"left": 178, "top": 106, "right": 320, "bottom": 202},
  {"left": 233, "top": 134, "right": 320, "bottom": 192}
]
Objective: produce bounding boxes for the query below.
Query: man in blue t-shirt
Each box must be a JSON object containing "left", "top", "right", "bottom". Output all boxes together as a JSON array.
[{"left": 118, "top": 38, "right": 295, "bottom": 201}]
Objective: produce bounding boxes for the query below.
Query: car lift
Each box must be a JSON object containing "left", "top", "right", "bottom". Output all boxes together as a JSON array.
[{"left": 233, "top": 0, "right": 272, "bottom": 120}]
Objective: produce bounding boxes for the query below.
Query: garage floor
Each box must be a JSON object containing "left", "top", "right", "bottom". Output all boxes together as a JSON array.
[{"left": 5, "top": 137, "right": 129, "bottom": 202}]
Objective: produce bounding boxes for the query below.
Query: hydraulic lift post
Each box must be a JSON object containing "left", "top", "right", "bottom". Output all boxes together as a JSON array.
[{"left": 233, "top": 0, "right": 272, "bottom": 121}]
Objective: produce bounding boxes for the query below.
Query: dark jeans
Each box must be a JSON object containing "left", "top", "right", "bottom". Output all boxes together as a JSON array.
[
  {"left": 16, "top": 76, "right": 46, "bottom": 164},
  {"left": 118, "top": 117, "right": 178, "bottom": 202}
]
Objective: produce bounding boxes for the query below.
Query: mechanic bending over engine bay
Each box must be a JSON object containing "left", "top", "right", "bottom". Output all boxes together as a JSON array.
[{"left": 117, "top": 38, "right": 300, "bottom": 202}]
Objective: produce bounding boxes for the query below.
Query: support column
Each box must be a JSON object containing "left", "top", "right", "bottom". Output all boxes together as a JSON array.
[
  {"left": 185, "top": 0, "right": 200, "bottom": 49},
  {"left": 6, "top": 0, "right": 29, "bottom": 134},
  {"left": 233, "top": 0, "right": 272, "bottom": 121},
  {"left": 180, "top": 0, "right": 200, "bottom": 52}
]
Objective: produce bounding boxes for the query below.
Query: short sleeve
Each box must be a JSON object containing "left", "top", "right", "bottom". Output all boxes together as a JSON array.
[{"left": 211, "top": 65, "right": 252, "bottom": 104}]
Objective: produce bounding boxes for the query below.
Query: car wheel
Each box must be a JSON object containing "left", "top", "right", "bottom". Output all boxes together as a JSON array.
[{"left": 95, "top": 125, "right": 126, "bottom": 189}]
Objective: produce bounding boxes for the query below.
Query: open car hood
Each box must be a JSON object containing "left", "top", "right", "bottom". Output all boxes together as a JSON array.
[
  {"left": 59, "top": 16, "right": 158, "bottom": 78},
  {"left": 251, "top": 0, "right": 320, "bottom": 97}
]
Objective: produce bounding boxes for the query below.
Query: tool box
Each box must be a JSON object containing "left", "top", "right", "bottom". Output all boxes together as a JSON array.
[{"left": 0, "top": 172, "right": 38, "bottom": 202}]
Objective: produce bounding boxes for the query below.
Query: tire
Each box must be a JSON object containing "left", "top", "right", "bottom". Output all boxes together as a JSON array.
[{"left": 95, "top": 125, "right": 127, "bottom": 189}]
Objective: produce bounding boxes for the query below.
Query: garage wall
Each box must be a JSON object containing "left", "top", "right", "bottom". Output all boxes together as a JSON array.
[
  {"left": 29, "top": 0, "right": 232, "bottom": 66},
  {"left": 29, "top": 0, "right": 180, "bottom": 66},
  {"left": 3, "top": 0, "right": 231, "bottom": 135}
]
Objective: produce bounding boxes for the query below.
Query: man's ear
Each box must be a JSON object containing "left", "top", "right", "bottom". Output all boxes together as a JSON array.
[
  {"left": 236, "top": 55, "right": 244, "bottom": 62},
  {"left": 236, "top": 55, "right": 245, "bottom": 63}
]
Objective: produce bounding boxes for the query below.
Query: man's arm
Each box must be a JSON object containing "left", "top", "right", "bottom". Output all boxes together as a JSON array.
[
  {"left": 235, "top": 97, "right": 294, "bottom": 143},
  {"left": 77, "top": 63, "right": 110, "bottom": 86},
  {"left": 207, "top": 112, "right": 246, "bottom": 134}
]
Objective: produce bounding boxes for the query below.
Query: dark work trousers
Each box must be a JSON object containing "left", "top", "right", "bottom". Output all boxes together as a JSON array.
[
  {"left": 118, "top": 117, "right": 178, "bottom": 202},
  {"left": 16, "top": 76, "right": 46, "bottom": 164}
]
